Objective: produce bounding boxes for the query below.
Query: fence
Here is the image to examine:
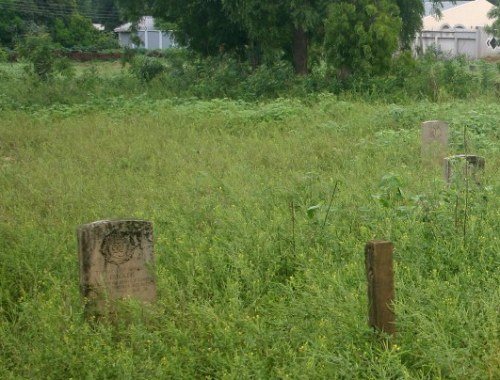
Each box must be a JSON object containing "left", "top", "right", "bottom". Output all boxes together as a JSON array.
[{"left": 415, "top": 27, "right": 500, "bottom": 59}]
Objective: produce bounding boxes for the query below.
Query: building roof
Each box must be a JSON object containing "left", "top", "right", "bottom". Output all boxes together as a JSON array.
[
  {"left": 114, "top": 16, "right": 157, "bottom": 33},
  {"left": 422, "top": 0, "right": 495, "bottom": 30},
  {"left": 424, "top": 2, "right": 470, "bottom": 16}
]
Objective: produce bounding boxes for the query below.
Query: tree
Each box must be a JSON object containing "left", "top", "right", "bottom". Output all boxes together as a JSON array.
[
  {"left": 90, "top": 0, "right": 122, "bottom": 31},
  {"left": 221, "top": 0, "right": 331, "bottom": 74},
  {"left": 397, "top": 0, "right": 425, "bottom": 49},
  {"left": 324, "top": 0, "right": 401, "bottom": 78},
  {"left": 0, "top": 0, "right": 25, "bottom": 47},
  {"left": 53, "top": 13, "right": 112, "bottom": 48},
  {"left": 116, "top": 0, "right": 454, "bottom": 76},
  {"left": 117, "top": 0, "right": 330, "bottom": 73},
  {"left": 0, "top": 0, "right": 119, "bottom": 47},
  {"left": 16, "top": 33, "right": 60, "bottom": 80},
  {"left": 30, "top": 0, "right": 78, "bottom": 30},
  {"left": 220, "top": 2, "right": 290, "bottom": 68},
  {"left": 486, "top": 4, "right": 500, "bottom": 37},
  {"left": 116, "top": 0, "right": 248, "bottom": 57}
]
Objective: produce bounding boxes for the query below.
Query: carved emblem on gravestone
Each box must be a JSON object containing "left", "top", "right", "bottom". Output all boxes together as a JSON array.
[
  {"left": 431, "top": 125, "right": 442, "bottom": 138},
  {"left": 101, "top": 231, "right": 137, "bottom": 265}
]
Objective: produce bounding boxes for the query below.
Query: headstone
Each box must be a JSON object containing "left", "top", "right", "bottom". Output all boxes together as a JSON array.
[
  {"left": 421, "top": 120, "right": 448, "bottom": 168},
  {"left": 77, "top": 220, "right": 156, "bottom": 317},
  {"left": 444, "top": 154, "right": 485, "bottom": 185},
  {"left": 365, "top": 240, "right": 395, "bottom": 336}
]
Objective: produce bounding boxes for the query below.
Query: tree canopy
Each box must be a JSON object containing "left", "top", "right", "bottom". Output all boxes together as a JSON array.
[
  {"left": 0, "top": 0, "right": 122, "bottom": 48},
  {"left": 325, "top": 0, "right": 402, "bottom": 78},
  {"left": 1, "top": 0, "right": 462, "bottom": 78},
  {"left": 487, "top": 3, "right": 500, "bottom": 37},
  {"left": 116, "top": 0, "right": 452, "bottom": 76}
]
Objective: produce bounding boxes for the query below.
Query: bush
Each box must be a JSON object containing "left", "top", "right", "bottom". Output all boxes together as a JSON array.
[
  {"left": 240, "top": 61, "right": 295, "bottom": 99},
  {"left": 16, "top": 34, "right": 62, "bottom": 80},
  {"left": 53, "top": 14, "right": 119, "bottom": 51},
  {"left": 0, "top": 46, "right": 7, "bottom": 63},
  {"left": 192, "top": 55, "right": 249, "bottom": 98},
  {"left": 129, "top": 55, "right": 165, "bottom": 82}
]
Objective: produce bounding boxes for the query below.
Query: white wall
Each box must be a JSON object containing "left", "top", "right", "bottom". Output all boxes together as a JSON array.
[
  {"left": 415, "top": 28, "right": 500, "bottom": 59},
  {"left": 117, "top": 31, "right": 177, "bottom": 49}
]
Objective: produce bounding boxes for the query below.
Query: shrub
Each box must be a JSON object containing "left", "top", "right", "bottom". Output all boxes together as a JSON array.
[
  {"left": 129, "top": 55, "right": 165, "bottom": 82},
  {"left": 0, "top": 46, "right": 7, "bottom": 63},
  {"left": 16, "top": 33, "right": 61, "bottom": 80},
  {"left": 441, "top": 57, "right": 476, "bottom": 98},
  {"left": 53, "top": 14, "right": 118, "bottom": 51},
  {"left": 192, "top": 55, "right": 249, "bottom": 98},
  {"left": 240, "top": 61, "right": 295, "bottom": 99},
  {"left": 324, "top": 0, "right": 401, "bottom": 78}
]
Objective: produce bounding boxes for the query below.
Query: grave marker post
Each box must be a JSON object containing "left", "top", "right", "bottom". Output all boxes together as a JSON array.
[
  {"left": 444, "top": 154, "right": 485, "bottom": 185},
  {"left": 421, "top": 120, "right": 448, "bottom": 171},
  {"left": 365, "top": 240, "right": 395, "bottom": 336}
]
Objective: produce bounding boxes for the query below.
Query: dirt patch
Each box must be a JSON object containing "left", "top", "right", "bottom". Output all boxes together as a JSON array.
[
  {"left": 64, "top": 51, "right": 122, "bottom": 62},
  {"left": 482, "top": 55, "right": 500, "bottom": 63}
]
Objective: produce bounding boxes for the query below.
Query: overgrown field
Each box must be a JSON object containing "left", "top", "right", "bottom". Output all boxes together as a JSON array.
[{"left": 0, "top": 79, "right": 499, "bottom": 378}]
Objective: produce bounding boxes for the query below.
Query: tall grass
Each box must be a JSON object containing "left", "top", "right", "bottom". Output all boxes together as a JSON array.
[
  {"left": 0, "top": 93, "right": 499, "bottom": 378},
  {"left": 1, "top": 51, "right": 499, "bottom": 111}
]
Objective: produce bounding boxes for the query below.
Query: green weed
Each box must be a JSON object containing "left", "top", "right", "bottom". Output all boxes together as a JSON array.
[{"left": 0, "top": 75, "right": 499, "bottom": 379}]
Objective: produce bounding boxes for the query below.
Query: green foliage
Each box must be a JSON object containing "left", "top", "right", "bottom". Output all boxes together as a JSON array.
[
  {"left": 0, "top": 46, "right": 8, "bottom": 63},
  {"left": 0, "top": 0, "right": 25, "bottom": 48},
  {"left": 486, "top": 5, "right": 500, "bottom": 37},
  {"left": 0, "top": 0, "right": 123, "bottom": 49},
  {"left": 53, "top": 14, "right": 119, "bottom": 50},
  {"left": 117, "top": 0, "right": 248, "bottom": 57},
  {"left": 239, "top": 61, "right": 295, "bottom": 99},
  {"left": 0, "top": 95, "right": 499, "bottom": 378},
  {"left": 16, "top": 33, "right": 61, "bottom": 81},
  {"left": 324, "top": 0, "right": 402, "bottom": 79},
  {"left": 1, "top": 45, "right": 500, "bottom": 111},
  {"left": 129, "top": 55, "right": 165, "bottom": 82},
  {"left": 117, "top": 0, "right": 445, "bottom": 76},
  {"left": 396, "top": 0, "right": 424, "bottom": 49},
  {"left": 91, "top": 0, "right": 123, "bottom": 31}
]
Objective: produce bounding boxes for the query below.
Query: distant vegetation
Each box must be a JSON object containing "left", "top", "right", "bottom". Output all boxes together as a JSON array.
[{"left": 0, "top": 47, "right": 499, "bottom": 107}]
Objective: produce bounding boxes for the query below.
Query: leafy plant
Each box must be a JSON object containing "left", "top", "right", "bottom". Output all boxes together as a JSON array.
[
  {"left": 16, "top": 33, "right": 64, "bottom": 81},
  {"left": 129, "top": 55, "right": 165, "bottom": 82},
  {"left": 324, "top": 0, "right": 401, "bottom": 79},
  {"left": 0, "top": 95, "right": 499, "bottom": 378},
  {"left": 0, "top": 46, "right": 7, "bottom": 63}
]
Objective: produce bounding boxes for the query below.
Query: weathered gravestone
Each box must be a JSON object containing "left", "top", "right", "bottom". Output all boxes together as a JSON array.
[
  {"left": 365, "top": 240, "right": 395, "bottom": 336},
  {"left": 421, "top": 120, "right": 448, "bottom": 169},
  {"left": 444, "top": 154, "right": 485, "bottom": 185},
  {"left": 77, "top": 220, "right": 156, "bottom": 317}
]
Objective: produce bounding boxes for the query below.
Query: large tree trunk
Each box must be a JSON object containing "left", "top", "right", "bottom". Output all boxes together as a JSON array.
[
  {"left": 292, "top": 26, "right": 308, "bottom": 75},
  {"left": 248, "top": 40, "right": 262, "bottom": 70}
]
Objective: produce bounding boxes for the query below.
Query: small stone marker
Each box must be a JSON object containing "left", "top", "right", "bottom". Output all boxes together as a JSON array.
[
  {"left": 444, "top": 154, "right": 485, "bottom": 185},
  {"left": 421, "top": 120, "right": 448, "bottom": 168},
  {"left": 365, "top": 240, "right": 395, "bottom": 336},
  {"left": 77, "top": 220, "right": 156, "bottom": 317}
]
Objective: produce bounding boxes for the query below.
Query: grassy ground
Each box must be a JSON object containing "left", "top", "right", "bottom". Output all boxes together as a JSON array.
[
  {"left": 73, "top": 60, "right": 126, "bottom": 76},
  {"left": 0, "top": 91, "right": 499, "bottom": 378}
]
